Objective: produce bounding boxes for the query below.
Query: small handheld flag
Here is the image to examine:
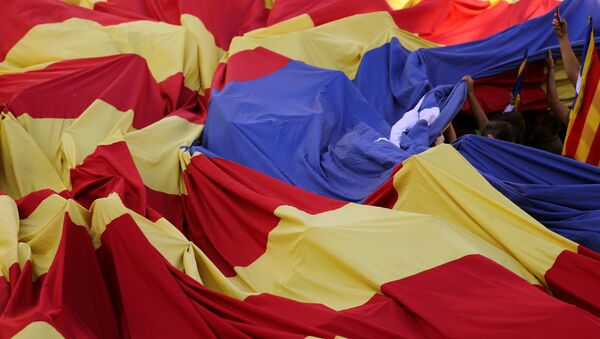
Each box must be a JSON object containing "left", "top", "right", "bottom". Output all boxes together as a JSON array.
[
  {"left": 504, "top": 49, "right": 528, "bottom": 113},
  {"left": 563, "top": 17, "right": 600, "bottom": 165}
]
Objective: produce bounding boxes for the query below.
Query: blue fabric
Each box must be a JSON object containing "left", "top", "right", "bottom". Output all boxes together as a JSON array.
[
  {"left": 454, "top": 135, "right": 600, "bottom": 252},
  {"left": 354, "top": 0, "right": 600, "bottom": 121},
  {"left": 415, "top": 0, "right": 600, "bottom": 84},
  {"left": 202, "top": 60, "right": 466, "bottom": 202},
  {"left": 200, "top": 0, "right": 599, "bottom": 203}
]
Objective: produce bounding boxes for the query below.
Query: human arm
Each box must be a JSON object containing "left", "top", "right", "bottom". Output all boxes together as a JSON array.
[
  {"left": 462, "top": 75, "right": 489, "bottom": 130},
  {"left": 553, "top": 14, "right": 580, "bottom": 87},
  {"left": 443, "top": 122, "right": 457, "bottom": 143}
]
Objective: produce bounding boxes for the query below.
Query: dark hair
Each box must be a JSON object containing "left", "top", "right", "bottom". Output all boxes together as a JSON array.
[
  {"left": 526, "top": 110, "right": 562, "bottom": 142},
  {"left": 495, "top": 111, "right": 526, "bottom": 144},
  {"left": 482, "top": 120, "right": 517, "bottom": 143},
  {"left": 531, "top": 136, "right": 563, "bottom": 154}
]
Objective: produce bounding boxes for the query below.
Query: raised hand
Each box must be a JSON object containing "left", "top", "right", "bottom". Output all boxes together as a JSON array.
[
  {"left": 552, "top": 13, "right": 568, "bottom": 39},
  {"left": 462, "top": 75, "right": 474, "bottom": 94},
  {"left": 546, "top": 50, "right": 555, "bottom": 69}
]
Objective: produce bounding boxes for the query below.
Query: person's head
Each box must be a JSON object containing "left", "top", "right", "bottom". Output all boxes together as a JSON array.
[
  {"left": 496, "top": 111, "right": 526, "bottom": 144},
  {"left": 534, "top": 137, "right": 563, "bottom": 155},
  {"left": 526, "top": 110, "right": 562, "bottom": 142},
  {"left": 482, "top": 120, "right": 517, "bottom": 143}
]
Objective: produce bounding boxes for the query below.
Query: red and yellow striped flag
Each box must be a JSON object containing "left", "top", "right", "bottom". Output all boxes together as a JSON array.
[{"left": 563, "top": 19, "right": 600, "bottom": 165}]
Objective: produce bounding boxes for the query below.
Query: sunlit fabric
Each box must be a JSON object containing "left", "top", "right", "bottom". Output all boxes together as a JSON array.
[
  {"left": 3, "top": 0, "right": 600, "bottom": 337},
  {"left": 455, "top": 135, "right": 600, "bottom": 253}
]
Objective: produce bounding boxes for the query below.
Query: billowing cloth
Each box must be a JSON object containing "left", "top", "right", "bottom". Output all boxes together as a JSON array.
[
  {"left": 363, "top": 145, "right": 600, "bottom": 316},
  {"left": 203, "top": 47, "right": 467, "bottom": 201},
  {"left": 410, "top": 0, "right": 600, "bottom": 84},
  {"left": 454, "top": 135, "right": 600, "bottom": 253},
  {"left": 4, "top": 0, "right": 600, "bottom": 336},
  {"left": 202, "top": 0, "right": 599, "bottom": 202},
  {"left": 265, "top": 0, "right": 558, "bottom": 45},
  {"left": 5, "top": 133, "right": 600, "bottom": 336}
]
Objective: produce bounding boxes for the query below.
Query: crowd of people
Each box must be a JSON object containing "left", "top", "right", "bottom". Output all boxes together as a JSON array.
[{"left": 440, "top": 13, "right": 580, "bottom": 155}]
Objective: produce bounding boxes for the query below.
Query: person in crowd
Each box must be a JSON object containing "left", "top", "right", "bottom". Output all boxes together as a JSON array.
[
  {"left": 462, "top": 75, "right": 522, "bottom": 143},
  {"left": 553, "top": 14, "right": 580, "bottom": 88},
  {"left": 522, "top": 14, "right": 583, "bottom": 154}
]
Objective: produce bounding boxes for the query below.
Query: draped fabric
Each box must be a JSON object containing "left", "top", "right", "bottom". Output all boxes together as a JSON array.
[
  {"left": 454, "top": 135, "right": 600, "bottom": 253},
  {"left": 3, "top": 0, "right": 600, "bottom": 337}
]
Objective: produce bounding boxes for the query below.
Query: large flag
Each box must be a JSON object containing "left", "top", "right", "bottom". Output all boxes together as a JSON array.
[
  {"left": 563, "top": 18, "right": 600, "bottom": 165},
  {"left": 4, "top": 0, "right": 600, "bottom": 337}
]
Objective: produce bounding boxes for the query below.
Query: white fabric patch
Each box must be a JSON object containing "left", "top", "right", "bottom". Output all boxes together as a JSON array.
[{"left": 389, "top": 96, "right": 440, "bottom": 147}]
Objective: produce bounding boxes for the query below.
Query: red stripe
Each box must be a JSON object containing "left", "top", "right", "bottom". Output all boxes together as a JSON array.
[
  {"left": 565, "top": 50, "right": 600, "bottom": 157},
  {"left": 70, "top": 141, "right": 147, "bottom": 216},
  {"left": 98, "top": 213, "right": 333, "bottom": 337},
  {"left": 145, "top": 186, "right": 185, "bottom": 232},
  {"left": 267, "top": 0, "right": 555, "bottom": 45},
  {"left": 95, "top": 0, "right": 268, "bottom": 49},
  {"left": 545, "top": 246, "right": 600, "bottom": 318},
  {"left": 183, "top": 154, "right": 346, "bottom": 277},
  {"left": 363, "top": 163, "right": 402, "bottom": 208},
  {"left": 15, "top": 189, "right": 71, "bottom": 219},
  {"left": 461, "top": 62, "right": 547, "bottom": 114},
  {"left": 585, "top": 120, "right": 600, "bottom": 164},
  {"left": 268, "top": 0, "right": 391, "bottom": 26},
  {"left": 381, "top": 254, "right": 600, "bottom": 338},
  {"left": 178, "top": 1, "right": 268, "bottom": 49},
  {"left": 197, "top": 253, "right": 600, "bottom": 337},
  {"left": 98, "top": 212, "right": 600, "bottom": 337},
  {"left": 392, "top": 0, "right": 556, "bottom": 45},
  {"left": 1, "top": 0, "right": 131, "bottom": 62},
  {"left": 157, "top": 73, "right": 206, "bottom": 124},
  {"left": 0, "top": 214, "right": 119, "bottom": 338},
  {"left": 92, "top": 0, "right": 181, "bottom": 25},
  {"left": 0, "top": 55, "right": 205, "bottom": 128},
  {"left": 213, "top": 47, "right": 290, "bottom": 92},
  {"left": 0, "top": 55, "right": 169, "bottom": 129}
]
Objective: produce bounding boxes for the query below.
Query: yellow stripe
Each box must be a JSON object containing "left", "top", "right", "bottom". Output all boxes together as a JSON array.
[
  {"left": 552, "top": 59, "right": 577, "bottom": 105},
  {"left": 18, "top": 194, "right": 90, "bottom": 280},
  {"left": 3, "top": 102, "right": 200, "bottom": 196},
  {"left": 264, "top": 0, "right": 274, "bottom": 9},
  {"left": 88, "top": 191, "right": 538, "bottom": 311},
  {"left": 542, "top": 59, "right": 578, "bottom": 105},
  {"left": 565, "top": 37, "right": 595, "bottom": 141},
  {"left": 518, "top": 58, "right": 527, "bottom": 74},
  {"left": 391, "top": 145, "right": 578, "bottom": 286},
  {"left": 564, "top": 37, "right": 596, "bottom": 155},
  {"left": 229, "top": 203, "right": 538, "bottom": 310},
  {"left": 60, "top": 0, "right": 106, "bottom": 9},
  {"left": 244, "top": 14, "right": 315, "bottom": 38},
  {"left": 80, "top": 147, "right": 576, "bottom": 311},
  {"left": 0, "top": 17, "right": 224, "bottom": 92},
  {"left": 124, "top": 115, "right": 202, "bottom": 195},
  {"left": 14, "top": 100, "right": 134, "bottom": 188},
  {"left": 0, "top": 112, "right": 66, "bottom": 199},
  {"left": 89, "top": 193, "right": 249, "bottom": 299},
  {"left": 179, "top": 14, "right": 226, "bottom": 92},
  {"left": 386, "top": 0, "right": 422, "bottom": 9},
  {"left": 574, "top": 87, "right": 600, "bottom": 161},
  {"left": 61, "top": 100, "right": 134, "bottom": 172},
  {"left": 229, "top": 11, "right": 438, "bottom": 79},
  {"left": 13, "top": 322, "right": 64, "bottom": 339},
  {"left": 0, "top": 194, "right": 20, "bottom": 279}
]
